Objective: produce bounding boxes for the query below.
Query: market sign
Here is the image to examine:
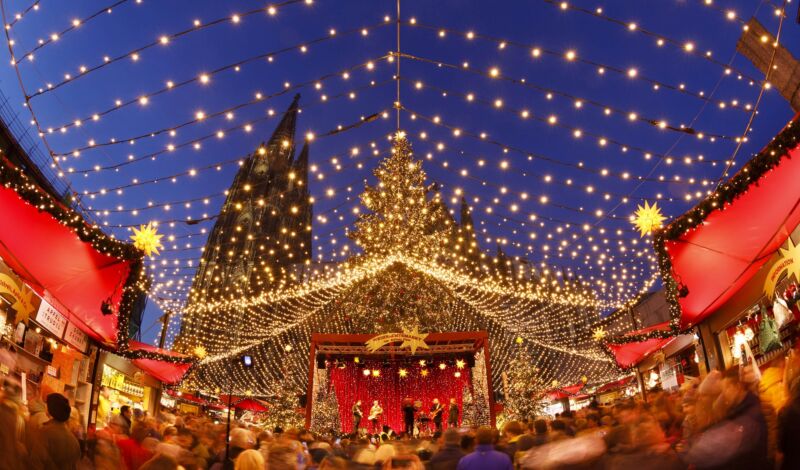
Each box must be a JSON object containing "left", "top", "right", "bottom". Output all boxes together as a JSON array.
[
  {"left": 64, "top": 321, "right": 89, "bottom": 353},
  {"left": 764, "top": 237, "right": 800, "bottom": 297},
  {"left": 365, "top": 327, "right": 429, "bottom": 355},
  {"left": 35, "top": 299, "right": 67, "bottom": 337},
  {"left": 0, "top": 260, "right": 39, "bottom": 324}
]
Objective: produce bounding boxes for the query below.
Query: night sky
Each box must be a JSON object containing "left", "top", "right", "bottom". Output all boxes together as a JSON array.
[{"left": 1, "top": 0, "right": 798, "bottom": 346}]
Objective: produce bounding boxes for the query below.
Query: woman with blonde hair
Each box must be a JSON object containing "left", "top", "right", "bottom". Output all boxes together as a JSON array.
[{"left": 234, "top": 449, "right": 265, "bottom": 470}]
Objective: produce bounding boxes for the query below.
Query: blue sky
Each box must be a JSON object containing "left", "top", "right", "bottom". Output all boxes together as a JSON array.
[{"left": 1, "top": 0, "right": 798, "bottom": 346}]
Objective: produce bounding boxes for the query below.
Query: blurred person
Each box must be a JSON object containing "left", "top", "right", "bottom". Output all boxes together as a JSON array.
[
  {"left": 456, "top": 426, "right": 512, "bottom": 470},
  {"left": 140, "top": 454, "right": 179, "bottom": 470},
  {"left": 30, "top": 393, "right": 81, "bottom": 470},
  {"left": 268, "top": 443, "right": 300, "bottom": 469},
  {"left": 211, "top": 427, "right": 255, "bottom": 470},
  {"left": 0, "top": 373, "right": 25, "bottom": 470},
  {"left": 374, "top": 442, "right": 397, "bottom": 465},
  {"left": 234, "top": 449, "right": 264, "bottom": 470},
  {"left": 682, "top": 367, "right": 768, "bottom": 469},
  {"left": 448, "top": 398, "right": 459, "bottom": 429},
  {"left": 117, "top": 421, "right": 154, "bottom": 470},
  {"left": 431, "top": 399, "right": 444, "bottom": 433},
  {"left": 778, "top": 348, "right": 800, "bottom": 470},
  {"left": 111, "top": 405, "right": 132, "bottom": 436},
  {"left": 531, "top": 419, "right": 549, "bottom": 447},
  {"left": 500, "top": 421, "right": 524, "bottom": 460},
  {"left": 459, "top": 433, "right": 475, "bottom": 454},
  {"left": 429, "top": 428, "right": 465, "bottom": 470}
]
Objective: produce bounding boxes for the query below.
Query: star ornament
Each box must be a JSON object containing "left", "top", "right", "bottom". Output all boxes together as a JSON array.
[
  {"left": 398, "top": 327, "right": 430, "bottom": 355},
  {"left": 631, "top": 201, "right": 666, "bottom": 237},
  {"left": 131, "top": 222, "right": 164, "bottom": 256},
  {"left": 193, "top": 345, "right": 208, "bottom": 359},
  {"left": 592, "top": 327, "right": 607, "bottom": 342}
]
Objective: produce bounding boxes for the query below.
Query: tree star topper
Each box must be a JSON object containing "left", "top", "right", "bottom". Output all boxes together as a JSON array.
[
  {"left": 592, "top": 326, "right": 607, "bottom": 342},
  {"left": 365, "top": 327, "right": 430, "bottom": 355},
  {"left": 632, "top": 201, "right": 666, "bottom": 237},
  {"left": 131, "top": 222, "right": 164, "bottom": 256}
]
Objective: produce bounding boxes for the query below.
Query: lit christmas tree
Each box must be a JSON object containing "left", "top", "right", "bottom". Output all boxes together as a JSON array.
[
  {"left": 349, "top": 131, "right": 451, "bottom": 258},
  {"left": 466, "top": 351, "right": 491, "bottom": 427},
  {"left": 263, "top": 373, "right": 304, "bottom": 431},
  {"left": 501, "top": 347, "right": 546, "bottom": 424},
  {"left": 310, "top": 385, "right": 342, "bottom": 436}
]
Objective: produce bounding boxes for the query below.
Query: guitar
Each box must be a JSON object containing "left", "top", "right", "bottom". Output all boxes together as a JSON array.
[
  {"left": 368, "top": 405, "right": 383, "bottom": 421},
  {"left": 430, "top": 404, "right": 443, "bottom": 419}
]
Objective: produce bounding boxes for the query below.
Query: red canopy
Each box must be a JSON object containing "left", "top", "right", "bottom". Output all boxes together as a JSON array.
[
  {"left": 128, "top": 341, "right": 193, "bottom": 384},
  {"left": 0, "top": 160, "right": 140, "bottom": 345},
  {"left": 595, "top": 376, "right": 635, "bottom": 394},
  {"left": 545, "top": 383, "right": 585, "bottom": 401},
  {"left": 218, "top": 395, "right": 269, "bottom": 412},
  {"left": 606, "top": 322, "right": 675, "bottom": 369},
  {"left": 659, "top": 116, "right": 800, "bottom": 329}
]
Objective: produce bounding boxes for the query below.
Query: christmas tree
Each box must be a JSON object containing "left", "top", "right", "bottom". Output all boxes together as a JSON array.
[
  {"left": 263, "top": 373, "right": 304, "bottom": 431},
  {"left": 310, "top": 385, "right": 342, "bottom": 436},
  {"left": 349, "top": 132, "right": 451, "bottom": 258},
  {"left": 467, "top": 351, "right": 491, "bottom": 427},
  {"left": 501, "top": 347, "right": 546, "bottom": 424}
]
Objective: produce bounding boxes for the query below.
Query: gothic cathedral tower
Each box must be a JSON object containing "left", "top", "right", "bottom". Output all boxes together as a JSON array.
[{"left": 178, "top": 95, "right": 312, "bottom": 346}]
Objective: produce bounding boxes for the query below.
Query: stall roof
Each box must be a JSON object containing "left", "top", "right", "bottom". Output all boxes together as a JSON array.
[
  {"left": 657, "top": 116, "right": 800, "bottom": 330},
  {"left": 606, "top": 322, "right": 676, "bottom": 369},
  {"left": 0, "top": 157, "right": 142, "bottom": 346},
  {"left": 128, "top": 341, "right": 193, "bottom": 384}
]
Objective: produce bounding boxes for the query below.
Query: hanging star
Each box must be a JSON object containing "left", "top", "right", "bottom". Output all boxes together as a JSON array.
[
  {"left": 592, "top": 327, "right": 607, "bottom": 342},
  {"left": 631, "top": 201, "right": 666, "bottom": 237},
  {"left": 398, "top": 326, "right": 430, "bottom": 355},
  {"left": 130, "top": 222, "right": 164, "bottom": 256},
  {"left": 193, "top": 345, "right": 208, "bottom": 359},
  {"left": 398, "top": 368, "right": 408, "bottom": 378},
  {"left": 420, "top": 369, "right": 429, "bottom": 377}
]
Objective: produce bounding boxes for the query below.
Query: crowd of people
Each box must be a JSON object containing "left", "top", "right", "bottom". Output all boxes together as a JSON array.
[{"left": 0, "top": 346, "right": 798, "bottom": 469}]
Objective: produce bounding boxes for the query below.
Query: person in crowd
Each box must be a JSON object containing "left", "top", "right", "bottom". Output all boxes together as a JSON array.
[
  {"left": 116, "top": 421, "right": 154, "bottom": 470},
  {"left": 682, "top": 366, "right": 768, "bottom": 469},
  {"left": 30, "top": 393, "right": 81, "bottom": 470},
  {"left": 531, "top": 419, "right": 549, "bottom": 447},
  {"left": 210, "top": 428, "right": 255, "bottom": 470},
  {"left": 429, "top": 428, "right": 465, "bottom": 470},
  {"left": 457, "top": 426, "right": 512, "bottom": 470},
  {"left": 139, "top": 454, "right": 179, "bottom": 470},
  {"left": 431, "top": 398, "right": 444, "bottom": 433},
  {"left": 778, "top": 348, "right": 800, "bottom": 470},
  {"left": 448, "top": 398, "right": 459, "bottom": 429},
  {"left": 233, "top": 449, "right": 265, "bottom": 470},
  {"left": 500, "top": 420, "right": 524, "bottom": 459}
]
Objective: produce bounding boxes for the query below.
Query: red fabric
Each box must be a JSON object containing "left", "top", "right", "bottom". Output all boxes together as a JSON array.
[
  {"left": 606, "top": 322, "right": 675, "bottom": 369},
  {"left": 596, "top": 376, "right": 634, "bottom": 393},
  {"left": 127, "top": 341, "right": 193, "bottom": 384},
  {"left": 545, "top": 383, "right": 585, "bottom": 401},
  {"left": 233, "top": 398, "right": 268, "bottom": 413},
  {"left": 329, "top": 360, "right": 471, "bottom": 433},
  {"left": 666, "top": 139, "right": 800, "bottom": 329},
  {"left": 0, "top": 183, "right": 133, "bottom": 345}
]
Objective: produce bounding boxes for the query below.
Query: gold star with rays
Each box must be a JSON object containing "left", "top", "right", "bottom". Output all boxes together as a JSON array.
[
  {"left": 193, "top": 346, "right": 208, "bottom": 359},
  {"left": 632, "top": 201, "right": 666, "bottom": 237},
  {"left": 592, "top": 327, "right": 607, "bottom": 342},
  {"left": 131, "top": 222, "right": 164, "bottom": 256}
]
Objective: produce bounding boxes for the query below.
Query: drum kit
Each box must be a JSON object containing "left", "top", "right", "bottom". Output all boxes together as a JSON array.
[{"left": 412, "top": 400, "right": 435, "bottom": 437}]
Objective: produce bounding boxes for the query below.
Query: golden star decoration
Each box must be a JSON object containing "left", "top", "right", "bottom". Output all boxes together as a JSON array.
[
  {"left": 398, "top": 368, "right": 408, "bottom": 378},
  {"left": 193, "top": 346, "right": 208, "bottom": 359},
  {"left": 365, "top": 327, "right": 429, "bottom": 355},
  {"left": 420, "top": 369, "right": 429, "bottom": 377},
  {"left": 631, "top": 201, "right": 666, "bottom": 237},
  {"left": 131, "top": 222, "right": 164, "bottom": 256},
  {"left": 592, "top": 327, "right": 607, "bottom": 342}
]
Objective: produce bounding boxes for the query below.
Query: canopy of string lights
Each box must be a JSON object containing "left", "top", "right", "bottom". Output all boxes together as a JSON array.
[{"left": 1, "top": 0, "right": 797, "bottom": 396}]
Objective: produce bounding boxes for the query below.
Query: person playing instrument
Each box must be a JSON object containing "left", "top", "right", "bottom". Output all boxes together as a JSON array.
[
  {"left": 402, "top": 397, "right": 416, "bottom": 436},
  {"left": 352, "top": 400, "right": 363, "bottom": 434},
  {"left": 448, "top": 397, "right": 459, "bottom": 428},
  {"left": 369, "top": 400, "right": 383, "bottom": 433},
  {"left": 431, "top": 398, "right": 444, "bottom": 433}
]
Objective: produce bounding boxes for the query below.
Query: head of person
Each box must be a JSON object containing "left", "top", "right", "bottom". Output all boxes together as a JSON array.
[
  {"left": 269, "top": 443, "right": 301, "bottom": 470},
  {"left": 450, "top": 398, "right": 456, "bottom": 404},
  {"left": 550, "top": 419, "right": 566, "bottom": 432},
  {"left": 475, "top": 426, "right": 495, "bottom": 446},
  {"left": 373, "top": 400, "right": 379, "bottom": 406},
  {"left": 503, "top": 420, "right": 524, "bottom": 438},
  {"left": 46, "top": 393, "right": 71, "bottom": 422},
  {"left": 433, "top": 398, "right": 439, "bottom": 404},
  {"left": 234, "top": 449, "right": 265, "bottom": 470},
  {"left": 443, "top": 428, "right": 460, "bottom": 446},
  {"left": 140, "top": 454, "right": 179, "bottom": 470},
  {"left": 718, "top": 367, "right": 747, "bottom": 413},
  {"left": 382, "top": 425, "right": 390, "bottom": 433},
  {"left": 131, "top": 421, "right": 150, "bottom": 443},
  {"left": 230, "top": 428, "right": 256, "bottom": 450},
  {"left": 460, "top": 433, "right": 475, "bottom": 452},
  {"left": 120, "top": 405, "right": 132, "bottom": 419},
  {"left": 533, "top": 419, "right": 548, "bottom": 435},
  {"left": 356, "top": 400, "right": 361, "bottom": 406}
]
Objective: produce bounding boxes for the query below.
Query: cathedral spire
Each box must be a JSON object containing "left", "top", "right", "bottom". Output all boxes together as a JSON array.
[{"left": 265, "top": 94, "right": 301, "bottom": 168}]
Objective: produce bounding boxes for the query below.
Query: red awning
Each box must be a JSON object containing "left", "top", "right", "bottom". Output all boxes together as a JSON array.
[
  {"left": 128, "top": 341, "right": 193, "bottom": 384},
  {"left": 606, "top": 322, "right": 675, "bottom": 369},
  {"left": 662, "top": 118, "right": 800, "bottom": 328},
  {"left": 595, "top": 376, "right": 635, "bottom": 394},
  {"left": 217, "top": 395, "right": 269, "bottom": 412},
  {"left": 0, "top": 176, "right": 138, "bottom": 345},
  {"left": 545, "top": 383, "right": 585, "bottom": 401},
  {"left": 166, "top": 389, "right": 209, "bottom": 405}
]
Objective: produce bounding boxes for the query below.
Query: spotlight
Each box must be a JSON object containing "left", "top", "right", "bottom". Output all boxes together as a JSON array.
[
  {"left": 363, "top": 369, "right": 371, "bottom": 377},
  {"left": 241, "top": 355, "right": 253, "bottom": 367}
]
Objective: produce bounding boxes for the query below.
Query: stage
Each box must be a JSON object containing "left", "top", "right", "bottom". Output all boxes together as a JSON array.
[{"left": 306, "top": 331, "right": 495, "bottom": 433}]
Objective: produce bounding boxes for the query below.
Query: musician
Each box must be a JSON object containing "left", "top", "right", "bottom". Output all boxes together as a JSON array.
[
  {"left": 401, "top": 397, "right": 416, "bottom": 436},
  {"left": 448, "top": 398, "right": 459, "bottom": 428},
  {"left": 352, "top": 400, "right": 363, "bottom": 433},
  {"left": 369, "top": 400, "right": 383, "bottom": 433},
  {"left": 430, "top": 398, "right": 444, "bottom": 432}
]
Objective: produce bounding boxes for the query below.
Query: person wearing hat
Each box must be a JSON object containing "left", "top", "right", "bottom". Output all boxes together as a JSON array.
[{"left": 30, "top": 393, "right": 81, "bottom": 470}]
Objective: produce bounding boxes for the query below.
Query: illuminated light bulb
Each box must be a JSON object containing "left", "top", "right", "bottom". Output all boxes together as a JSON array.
[
  {"left": 573, "top": 129, "right": 582, "bottom": 138},
  {"left": 231, "top": 14, "right": 241, "bottom": 23},
  {"left": 439, "top": 363, "right": 446, "bottom": 370},
  {"left": 547, "top": 115, "right": 557, "bottom": 124},
  {"left": 72, "top": 19, "right": 80, "bottom": 27},
  {"left": 305, "top": 132, "right": 315, "bottom": 141},
  {"left": 466, "top": 31, "right": 475, "bottom": 39},
  {"left": 195, "top": 111, "right": 206, "bottom": 120},
  {"left": 489, "top": 67, "right": 500, "bottom": 77},
  {"left": 415, "top": 81, "right": 423, "bottom": 89},
  {"left": 466, "top": 93, "right": 474, "bottom": 101},
  {"left": 628, "top": 22, "right": 637, "bottom": 31},
  {"left": 627, "top": 68, "right": 637, "bottom": 78},
  {"left": 520, "top": 110, "right": 530, "bottom": 118},
  {"left": 726, "top": 10, "right": 736, "bottom": 20},
  {"left": 363, "top": 369, "right": 371, "bottom": 376},
  {"left": 454, "top": 371, "right": 462, "bottom": 378},
  {"left": 684, "top": 42, "right": 695, "bottom": 52},
  {"left": 366, "top": 62, "right": 374, "bottom": 70},
  {"left": 565, "top": 50, "right": 576, "bottom": 61},
  {"left": 199, "top": 74, "right": 210, "bottom": 84},
  {"left": 628, "top": 112, "right": 638, "bottom": 121},
  {"left": 138, "top": 96, "right": 148, "bottom": 105},
  {"left": 531, "top": 48, "right": 541, "bottom": 57},
  {"left": 494, "top": 99, "right": 503, "bottom": 108},
  {"left": 160, "top": 36, "right": 169, "bottom": 45}
]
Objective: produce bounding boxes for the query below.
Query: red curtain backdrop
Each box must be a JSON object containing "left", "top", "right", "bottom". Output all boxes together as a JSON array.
[{"left": 329, "top": 359, "right": 471, "bottom": 434}]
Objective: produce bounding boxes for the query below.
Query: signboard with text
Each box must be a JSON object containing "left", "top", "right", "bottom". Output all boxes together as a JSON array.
[
  {"left": 64, "top": 322, "right": 89, "bottom": 353},
  {"left": 35, "top": 299, "right": 67, "bottom": 337}
]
